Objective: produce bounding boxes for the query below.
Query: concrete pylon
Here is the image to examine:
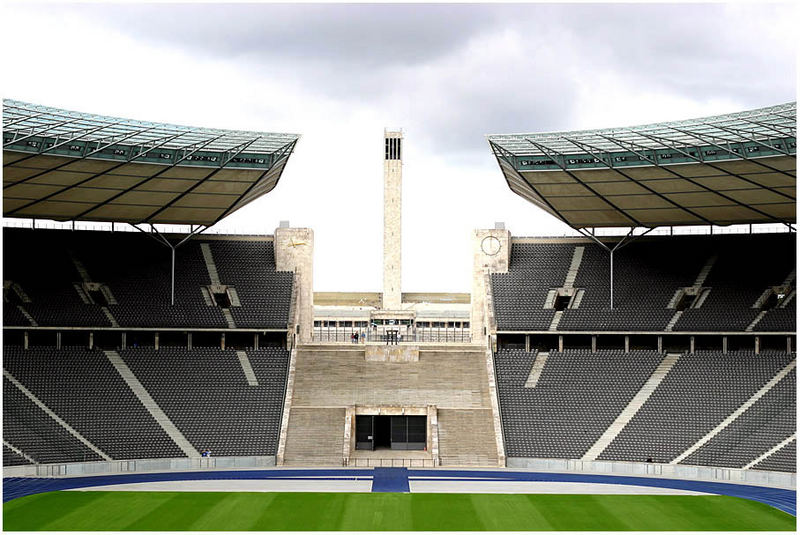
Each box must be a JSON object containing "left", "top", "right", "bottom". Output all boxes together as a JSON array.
[
  {"left": 383, "top": 129, "right": 403, "bottom": 310},
  {"left": 275, "top": 226, "right": 314, "bottom": 343},
  {"left": 471, "top": 226, "right": 511, "bottom": 341}
]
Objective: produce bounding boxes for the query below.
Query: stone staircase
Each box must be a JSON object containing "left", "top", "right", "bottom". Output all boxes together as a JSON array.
[
  {"left": 694, "top": 255, "right": 717, "bottom": 286},
  {"left": 563, "top": 246, "right": 585, "bottom": 288},
  {"left": 281, "top": 345, "right": 500, "bottom": 467},
  {"left": 524, "top": 351, "right": 549, "bottom": 388},
  {"left": 200, "top": 243, "right": 221, "bottom": 285},
  {"left": 438, "top": 408, "right": 498, "bottom": 466},
  {"left": 583, "top": 353, "right": 681, "bottom": 461},
  {"left": 282, "top": 407, "right": 345, "bottom": 466},
  {"left": 548, "top": 311, "right": 563, "bottom": 331},
  {"left": 236, "top": 350, "right": 259, "bottom": 386},
  {"left": 746, "top": 310, "right": 769, "bottom": 332}
]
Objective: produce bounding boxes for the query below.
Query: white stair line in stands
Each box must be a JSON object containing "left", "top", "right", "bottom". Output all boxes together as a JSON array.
[
  {"left": 70, "top": 254, "right": 92, "bottom": 283},
  {"left": 781, "top": 289, "right": 795, "bottom": 307},
  {"left": 548, "top": 311, "right": 563, "bottom": 331},
  {"left": 73, "top": 283, "right": 91, "bottom": 304},
  {"left": 670, "top": 360, "right": 797, "bottom": 465},
  {"left": 4, "top": 440, "right": 37, "bottom": 464},
  {"left": 746, "top": 310, "right": 768, "bottom": 332},
  {"left": 222, "top": 309, "right": 237, "bottom": 329},
  {"left": 199, "top": 243, "right": 221, "bottom": 285},
  {"left": 3, "top": 369, "right": 112, "bottom": 461},
  {"left": 582, "top": 353, "right": 681, "bottom": 461},
  {"left": 782, "top": 269, "right": 796, "bottom": 287},
  {"left": 693, "top": 254, "right": 717, "bottom": 287},
  {"left": 665, "top": 310, "right": 683, "bottom": 332},
  {"left": 742, "top": 434, "right": 797, "bottom": 470},
  {"left": 563, "top": 246, "right": 585, "bottom": 289},
  {"left": 17, "top": 305, "right": 38, "bottom": 326},
  {"left": 104, "top": 351, "right": 200, "bottom": 457},
  {"left": 236, "top": 351, "right": 259, "bottom": 386},
  {"left": 101, "top": 306, "right": 120, "bottom": 327},
  {"left": 276, "top": 346, "right": 299, "bottom": 465},
  {"left": 525, "top": 352, "right": 549, "bottom": 388},
  {"left": 228, "top": 287, "right": 241, "bottom": 307}
]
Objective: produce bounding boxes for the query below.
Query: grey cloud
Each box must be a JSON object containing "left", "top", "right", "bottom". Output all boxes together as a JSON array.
[{"left": 36, "top": 3, "right": 796, "bottom": 155}]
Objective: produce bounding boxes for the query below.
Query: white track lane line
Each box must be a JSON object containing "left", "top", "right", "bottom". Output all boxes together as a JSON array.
[
  {"left": 408, "top": 480, "right": 711, "bottom": 495},
  {"left": 67, "top": 479, "right": 373, "bottom": 493}
]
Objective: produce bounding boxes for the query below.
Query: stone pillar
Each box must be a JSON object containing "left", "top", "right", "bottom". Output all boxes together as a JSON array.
[
  {"left": 591, "top": 335, "right": 597, "bottom": 353},
  {"left": 690, "top": 336, "right": 695, "bottom": 354},
  {"left": 275, "top": 227, "right": 315, "bottom": 343},
  {"left": 658, "top": 335, "right": 663, "bottom": 353},
  {"left": 525, "top": 334, "right": 530, "bottom": 353},
  {"left": 788, "top": 336, "right": 793, "bottom": 354},
  {"left": 755, "top": 336, "right": 760, "bottom": 355},
  {"left": 89, "top": 332, "right": 94, "bottom": 351},
  {"left": 254, "top": 333, "right": 259, "bottom": 351},
  {"left": 56, "top": 332, "right": 61, "bottom": 350},
  {"left": 383, "top": 129, "right": 403, "bottom": 310},
  {"left": 155, "top": 332, "right": 159, "bottom": 351},
  {"left": 625, "top": 335, "right": 630, "bottom": 354},
  {"left": 722, "top": 336, "right": 728, "bottom": 354},
  {"left": 470, "top": 227, "right": 511, "bottom": 341},
  {"left": 558, "top": 335, "right": 564, "bottom": 352},
  {"left": 24, "top": 331, "right": 29, "bottom": 350},
  {"left": 187, "top": 333, "right": 192, "bottom": 351},
  {"left": 121, "top": 332, "right": 127, "bottom": 350},
  {"left": 221, "top": 332, "right": 226, "bottom": 351}
]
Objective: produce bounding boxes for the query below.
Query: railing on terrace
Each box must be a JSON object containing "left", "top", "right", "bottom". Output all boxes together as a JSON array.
[
  {"left": 312, "top": 327, "right": 471, "bottom": 344},
  {"left": 345, "top": 457, "right": 438, "bottom": 468}
]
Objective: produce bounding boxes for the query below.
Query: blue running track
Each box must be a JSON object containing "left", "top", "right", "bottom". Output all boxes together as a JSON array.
[{"left": 3, "top": 468, "right": 795, "bottom": 516}]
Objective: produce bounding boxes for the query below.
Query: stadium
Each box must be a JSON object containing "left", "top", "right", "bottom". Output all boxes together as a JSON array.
[{"left": 1, "top": 94, "right": 796, "bottom": 531}]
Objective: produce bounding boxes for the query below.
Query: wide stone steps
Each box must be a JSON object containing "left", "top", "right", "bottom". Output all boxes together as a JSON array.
[
  {"left": 437, "top": 408, "right": 498, "bottom": 466},
  {"left": 282, "top": 407, "right": 345, "bottom": 466},
  {"left": 292, "top": 349, "right": 490, "bottom": 408}
]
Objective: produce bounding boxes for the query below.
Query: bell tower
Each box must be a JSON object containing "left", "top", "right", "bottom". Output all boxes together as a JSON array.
[{"left": 382, "top": 129, "right": 403, "bottom": 310}]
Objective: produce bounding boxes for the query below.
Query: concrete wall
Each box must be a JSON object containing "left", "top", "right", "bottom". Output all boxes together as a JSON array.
[
  {"left": 3, "top": 455, "right": 276, "bottom": 478},
  {"left": 275, "top": 227, "right": 314, "bottom": 343},
  {"left": 471, "top": 228, "right": 511, "bottom": 341},
  {"left": 507, "top": 457, "right": 796, "bottom": 490}
]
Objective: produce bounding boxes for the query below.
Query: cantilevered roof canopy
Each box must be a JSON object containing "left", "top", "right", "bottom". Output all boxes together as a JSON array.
[
  {"left": 488, "top": 103, "right": 796, "bottom": 229},
  {"left": 3, "top": 99, "right": 300, "bottom": 226}
]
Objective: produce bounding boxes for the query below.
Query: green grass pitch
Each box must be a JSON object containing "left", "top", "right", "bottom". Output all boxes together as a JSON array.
[{"left": 3, "top": 491, "right": 795, "bottom": 531}]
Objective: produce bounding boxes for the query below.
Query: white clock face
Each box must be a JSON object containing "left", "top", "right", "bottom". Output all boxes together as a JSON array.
[{"left": 481, "top": 236, "right": 502, "bottom": 256}]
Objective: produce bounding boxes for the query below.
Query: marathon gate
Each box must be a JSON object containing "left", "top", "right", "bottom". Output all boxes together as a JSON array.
[{"left": 355, "top": 415, "right": 426, "bottom": 451}]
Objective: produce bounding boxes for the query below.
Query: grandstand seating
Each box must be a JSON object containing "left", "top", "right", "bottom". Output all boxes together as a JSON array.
[
  {"left": 119, "top": 347, "right": 288, "bottom": 456},
  {"left": 3, "top": 446, "right": 30, "bottom": 467},
  {"left": 210, "top": 241, "right": 294, "bottom": 328},
  {"left": 492, "top": 234, "right": 795, "bottom": 333},
  {"left": 495, "top": 349, "right": 663, "bottom": 459},
  {"left": 598, "top": 350, "right": 794, "bottom": 465},
  {"left": 753, "top": 439, "right": 796, "bottom": 472},
  {"left": 2, "top": 345, "right": 289, "bottom": 462},
  {"left": 4, "top": 376, "right": 103, "bottom": 464},
  {"left": 4, "top": 346, "right": 185, "bottom": 460},
  {"left": 2, "top": 228, "right": 292, "bottom": 329},
  {"left": 494, "top": 348, "right": 795, "bottom": 472},
  {"left": 681, "top": 370, "right": 795, "bottom": 469}
]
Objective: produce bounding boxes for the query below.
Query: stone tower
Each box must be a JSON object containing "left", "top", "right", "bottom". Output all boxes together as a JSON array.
[{"left": 383, "top": 129, "right": 403, "bottom": 310}]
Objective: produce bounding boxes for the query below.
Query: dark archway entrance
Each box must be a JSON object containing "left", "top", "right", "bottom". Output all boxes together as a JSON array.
[{"left": 355, "top": 415, "right": 426, "bottom": 451}]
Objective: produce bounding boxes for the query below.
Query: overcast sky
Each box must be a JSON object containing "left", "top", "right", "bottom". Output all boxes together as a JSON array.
[{"left": 2, "top": 2, "right": 797, "bottom": 292}]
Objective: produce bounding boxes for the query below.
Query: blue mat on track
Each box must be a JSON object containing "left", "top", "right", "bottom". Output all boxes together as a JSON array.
[{"left": 371, "top": 467, "right": 410, "bottom": 492}]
